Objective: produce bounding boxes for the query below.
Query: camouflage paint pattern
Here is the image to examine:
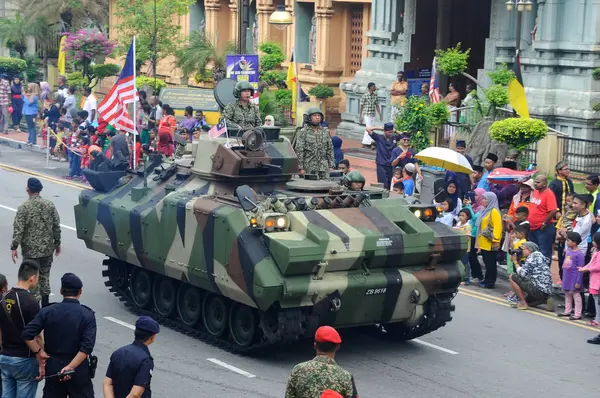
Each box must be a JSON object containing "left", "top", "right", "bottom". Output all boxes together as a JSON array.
[{"left": 74, "top": 134, "right": 466, "bottom": 333}]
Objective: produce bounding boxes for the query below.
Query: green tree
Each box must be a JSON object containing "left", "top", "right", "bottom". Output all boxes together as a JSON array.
[
  {"left": 19, "top": 0, "right": 109, "bottom": 31},
  {"left": 175, "top": 31, "right": 236, "bottom": 83},
  {"left": 115, "top": 0, "right": 195, "bottom": 70},
  {"left": 0, "top": 13, "right": 47, "bottom": 59}
]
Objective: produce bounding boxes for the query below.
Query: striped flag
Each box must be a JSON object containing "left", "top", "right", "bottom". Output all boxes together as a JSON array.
[
  {"left": 208, "top": 118, "right": 228, "bottom": 139},
  {"left": 429, "top": 57, "right": 441, "bottom": 104},
  {"left": 98, "top": 38, "right": 139, "bottom": 133}
]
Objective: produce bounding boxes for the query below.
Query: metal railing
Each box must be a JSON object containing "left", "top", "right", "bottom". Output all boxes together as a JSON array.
[{"left": 557, "top": 135, "right": 600, "bottom": 175}]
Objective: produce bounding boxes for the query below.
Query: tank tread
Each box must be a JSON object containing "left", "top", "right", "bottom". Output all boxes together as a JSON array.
[{"left": 102, "top": 258, "right": 301, "bottom": 356}]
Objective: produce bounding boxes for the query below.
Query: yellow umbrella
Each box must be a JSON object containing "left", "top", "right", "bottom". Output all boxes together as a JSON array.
[{"left": 415, "top": 146, "right": 473, "bottom": 174}]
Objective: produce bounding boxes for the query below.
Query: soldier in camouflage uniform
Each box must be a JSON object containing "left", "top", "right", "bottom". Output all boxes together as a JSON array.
[
  {"left": 10, "top": 178, "right": 61, "bottom": 307},
  {"left": 174, "top": 128, "right": 190, "bottom": 159},
  {"left": 222, "top": 81, "right": 262, "bottom": 128},
  {"left": 285, "top": 326, "right": 358, "bottom": 398},
  {"left": 294, "top": 108, "right": 334, "bottom": 179}
]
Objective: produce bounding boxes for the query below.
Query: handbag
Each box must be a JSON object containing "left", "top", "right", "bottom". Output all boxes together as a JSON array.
[{"left": 481, "top": 213, "right": 495, "bottom": 241}]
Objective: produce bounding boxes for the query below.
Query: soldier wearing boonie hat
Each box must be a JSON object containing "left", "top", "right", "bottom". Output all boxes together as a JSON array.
[{"left": 285, "top": 326, "right": 358, "bottom": 398}]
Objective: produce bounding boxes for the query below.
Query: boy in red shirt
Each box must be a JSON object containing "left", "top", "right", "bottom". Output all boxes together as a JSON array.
[{"left": 528, "top": 174, "right": 558, "bottom": 264}]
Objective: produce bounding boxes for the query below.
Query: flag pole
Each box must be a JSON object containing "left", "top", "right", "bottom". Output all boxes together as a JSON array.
[
  {"left": 132, "top": 36, "right": 137, "bottom": 168},
  {"left": 293, "top": 45, "right": 299, "bottom": 123},
  {"left": 224, "top": 118, "right": 230, "bottom": 147}
]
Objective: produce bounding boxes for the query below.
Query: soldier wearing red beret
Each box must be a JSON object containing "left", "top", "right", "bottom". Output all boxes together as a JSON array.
[{"left": 284, "top": 326, "right": 359, "bottom": 398}]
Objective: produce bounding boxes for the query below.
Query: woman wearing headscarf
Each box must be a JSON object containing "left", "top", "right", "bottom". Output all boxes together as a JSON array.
[
  {"left": 464, "top": 188, "right": 486, "bottom": 282},
  {"left": 263, "top": 115, "right": 275, "bottom": 127},
  {"left": 331, "top": 135, "right": 344, "bottom": 168},
  {"left": 475, "top": 192, "right": 503, "bottom": 288},
  {"left": 509, "top": 241, "right": 553, "bottom": 310}
]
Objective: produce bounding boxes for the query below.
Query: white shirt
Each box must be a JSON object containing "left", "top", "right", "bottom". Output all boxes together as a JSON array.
[
  {"left": 83, "top": 94, "right": 98, "bottom": 123},
  {"left": 573, "top": 212, "right": 593, "bottom": 252}
]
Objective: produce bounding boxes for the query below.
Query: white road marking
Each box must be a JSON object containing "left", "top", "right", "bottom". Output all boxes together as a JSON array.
[
  {"left": 0, "top": 203, "right": 76, "bottom": 231},
  {"left": 412, "top": 339, "right": 458, "bottom": 355},
  {"left": 104, "top": 316, "right": 135, "bottom": 330},
  {"left": 206, "top": 358, "right": 256, "bottom": 378}
]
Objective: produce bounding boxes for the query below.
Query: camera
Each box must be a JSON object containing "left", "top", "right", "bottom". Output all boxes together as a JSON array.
[{"left": 509, "top": 248, "right": 523, "bottom": 258}]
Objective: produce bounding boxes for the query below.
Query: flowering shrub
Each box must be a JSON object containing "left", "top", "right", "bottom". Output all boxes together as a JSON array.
[
  {"left": 62, "top": 29, "right": 115, "bottom": 65},
  {"left": 394, "top": 96, "right": 449, "bottom": 153}
]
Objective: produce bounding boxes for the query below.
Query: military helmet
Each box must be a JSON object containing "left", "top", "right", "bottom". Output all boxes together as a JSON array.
[
  {"left": 233, "top": 81, "right": 255, "bottom": 98},
  {"left": 304, "top": 107, "right": 324, "bottom": 120},
  {"left": 342, "top": 170, "right": 366, "bottom": 188}
]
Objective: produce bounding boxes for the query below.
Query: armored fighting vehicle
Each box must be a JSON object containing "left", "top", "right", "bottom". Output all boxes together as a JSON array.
[{"left": 74, "top": 81, "right": 467, "bottom": 354}]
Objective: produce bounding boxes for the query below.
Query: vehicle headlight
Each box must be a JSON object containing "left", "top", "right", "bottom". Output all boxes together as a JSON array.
[
  {"left": 413, "top": 209, "right": 422, "bottom": 218},
  {"left": 258, "top": 214, "right": 290, "bottom": 232},
  {"left": 410, "top": 206, "right": 438, "bottom": 221}
]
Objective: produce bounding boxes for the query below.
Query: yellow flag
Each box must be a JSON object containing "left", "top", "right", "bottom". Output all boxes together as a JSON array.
[
  {"left": 57, "top": 36, "right": 66, "bottom": 75},
  {"left": 507, "top": 54, "right": 530, "bottom": 118},
  {"left": 286, "top": 53, "right": 297, "bottom": 119}
]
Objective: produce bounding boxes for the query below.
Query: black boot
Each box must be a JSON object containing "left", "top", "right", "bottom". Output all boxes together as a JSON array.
[{"left": 41, "top": 295, "right": 50, "bottom": 308}]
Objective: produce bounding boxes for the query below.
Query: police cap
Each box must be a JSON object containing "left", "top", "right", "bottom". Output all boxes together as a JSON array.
[
  {"left": 27, "top": 177, "right": 43, "bottom": 192},
  {"left": 61, "top": 273, "right": 83, "bottom": 290},
  {"left": 383, "top": 122, "right": 394, "bottom": 131},
  {"left": 314, "top": 325, "right": 341, "bottom": 344},
  {"left": 456, "top": 140, "right": 466, "bottom": 148},
  {"left": 135, "top": 316, "right": 160, "bottom": 334}
]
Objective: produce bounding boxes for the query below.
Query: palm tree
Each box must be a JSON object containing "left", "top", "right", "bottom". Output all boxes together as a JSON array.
[
  {"left": 0, "top": 13, "right": 47, "bottom": 59},
  {"left": 175, "top": 31, "right": 236, "bottom": 84},
  {"left": 20, "top": 0, "right": 109, "bottom": 31}
]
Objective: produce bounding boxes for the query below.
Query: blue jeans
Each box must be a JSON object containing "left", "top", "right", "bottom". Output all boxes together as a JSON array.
[
  {"left": 0, "top": 355, "right": 39, "bottom": 398},
  {"left": 462, "top": 253, "right": 470, "bottom": 282},
  {"left": 529, "top": 224, "right": 556, "bottom": 266},
  {"left": 69, "top": 149, "right": 81, "bottom": 177},
  {"left": 25, "top": 114, "right": 36, "bottom": 144}
]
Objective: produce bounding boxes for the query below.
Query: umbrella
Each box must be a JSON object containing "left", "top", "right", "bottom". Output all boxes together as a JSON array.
[
  {"left": 487, "top": 167, "right": 537, "bottom": 185},
  {"left": 415, "top": 147, "right": 473, "bottom": 174}
]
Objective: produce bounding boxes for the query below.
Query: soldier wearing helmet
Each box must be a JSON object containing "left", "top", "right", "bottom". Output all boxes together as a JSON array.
[
  {"left": 222, "top": 81, "right": 262, "bottom": 128},
  {"left": 343, "top": 170, "right": 366, "bottom": 191},
  {"left": 285, "top": 326, "right": 358, "bottom": 398},
  {"left": 294, "top": 107, "right": 334, "bottom": 179}
]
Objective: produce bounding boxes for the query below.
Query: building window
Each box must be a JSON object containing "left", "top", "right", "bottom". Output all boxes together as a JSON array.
[
  {"left": 190, "top": 0, "right": 206, "bottom": 32},
  {"left": 295, "top": 2, "right": 314, "bottom": 64},
  {"left": 349, "top": 5, "right": 364, "bottom": 75}
]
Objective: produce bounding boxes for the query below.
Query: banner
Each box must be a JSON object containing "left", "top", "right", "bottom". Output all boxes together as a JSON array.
[{"left": 226, "top": 55, "right": 259, "bottom": 104}]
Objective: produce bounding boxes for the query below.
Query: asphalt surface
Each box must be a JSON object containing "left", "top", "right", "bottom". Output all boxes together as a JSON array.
[{"left": 0, "top": 148, "right": 599, "bottom": 397}]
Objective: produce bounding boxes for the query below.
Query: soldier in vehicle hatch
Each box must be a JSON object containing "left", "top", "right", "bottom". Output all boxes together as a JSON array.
[
  {"left": 222, "top": 81, "right": 262, "bottom": 128},
  {"left": 294, "top": 107, "right": 334, "bottom": 179},
  {"left": 343, "top": 170, "right": 366, "bottom": 191}
]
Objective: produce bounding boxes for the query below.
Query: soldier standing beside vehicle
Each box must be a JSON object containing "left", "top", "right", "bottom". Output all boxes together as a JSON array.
[
  {"left": 10, "top": 178, "right": 61, "bottom": 307},
  {"left": 22, "top": 273, "right": 97, "bottom": 398},
  {"left": 222, "top": 81, "right": 262, "bottom": 128},
  {"left": 103, "top": 316, "right": 160, "bottom": 398},
  {"left": 285, "top": 326, "right": 359, "bottom": 398},
  {"left": 294, "top": 108, "right": 334, "bottom": 179}
]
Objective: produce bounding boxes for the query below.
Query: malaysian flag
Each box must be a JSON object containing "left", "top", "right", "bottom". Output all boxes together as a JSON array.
[
  {"left": 208, "top": 118, "right": 228, "bottom": 139},
  {"left": 98, "top": 38, "right": 138, "bottom": 133},
  {"left": 429, "top": 57, "right": 441, "bottom": 104}
]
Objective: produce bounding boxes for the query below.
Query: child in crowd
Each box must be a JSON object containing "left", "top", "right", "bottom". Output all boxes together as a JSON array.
[
  {"left": 331, "top": 135, "right": 344, "bottom": 168},
  {"left": 402, "top": 163, "right": 416, "bottom": 196},
  {"left": 454, "top": 208, "right": 472, "bottom": 285},
  {"left": 65, "top": 129, "right": 82, "bottom": 180},
  {"left": 558, "top": 232, "right": 585, "bottom": 320},
  {"left": 435, "top": 198, "right": 455, "bottom": 227},
  {"left": 505, "top": 206, "right": 530, "bottom": 274},
  {"left": 148, "top": 128, "right": 158, "bottom": 152},
  {"left": 579, "top": 232, "right": 600, "bottom": 326},
  {"left": 391, "top": 181, "right": 404, "bottom": 196},
  {"left": 504, "top": 223, "right": 529, "bottom": 301},
  {"left": 391, "top": 167, "right": 402, "bottom": 190}
]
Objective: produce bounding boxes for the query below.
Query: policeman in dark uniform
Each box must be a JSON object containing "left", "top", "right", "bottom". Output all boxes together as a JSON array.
[
  {"left": 22, "top": 273, "right": 97, "bottom": 398},
  {"left": 103, "top": 316, "right": 159, "bottom": 398}
]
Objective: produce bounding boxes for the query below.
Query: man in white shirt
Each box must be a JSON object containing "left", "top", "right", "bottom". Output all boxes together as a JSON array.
[{"left": 82, "top": 87, "right": 97, "bottom": 123}]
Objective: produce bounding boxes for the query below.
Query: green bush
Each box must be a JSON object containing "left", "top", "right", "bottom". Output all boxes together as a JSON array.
[
  {"left": 23, "top": 55, "right": 42, "bottom": 83},
  {"left": 394, "top": 96, "right": 447, "bottom": 154},
  {"left": 593, "top": 67, "right": 600, "bottom": 81},
  {"left": 274, "top": 89, "right": 292, "bottom": 107},
  {"left": 435, "top": 43, "right": 470, "bottom": 77},
  {"left": 488, "top": 63, "right": 515, "bottom": 86},
  {"left": 259, "top": 90, "right": 287, "bottom": 126},
  {"left": 260, "top": 53, "right": 285, "bottom": 72},
  {"left": 90, "top": 64, "right": 121, "bottom": 80},
  {"left": 485, "top": 84, "right": 510, "bottom": 108},
  {"left": 489, "top": 117, "right": 548, "bottom": 151},
  {"left": 258, "top": 42, "right": 284, "bottom": 56},
  {"left": 66, "top": 72, "right": 88, "bottom": 89},
  {"left": 262, "top": 70, "right": 287, "bottom": 88},
  {"left": 428, "top": 101, "right": 450, "bottom": 126},
  {"left": 593, "top": 103, "right": 600, "bottom": 112},
  {"left": 0, "top": 57, "right": 26, "bottom": 75},
  {"left": 308, "top": 84, "right": 334, "bottom": 99},
  {"left": 136, "top": 76, "right": 167, "bottom": 92}
]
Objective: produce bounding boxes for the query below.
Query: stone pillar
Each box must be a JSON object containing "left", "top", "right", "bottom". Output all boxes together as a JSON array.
[
  {"left": 256, "top": 0, "right": 280, "bottom": 44},
  {"left": 337, "top": 0, "right": 415, "bottom": 139},
  {"left": 230, "top": 0, "right": 239, "bottom": 45},
  {"left": 205, "top": 0, "right": 222, "bottom": 44},
  {"left": 284, "top": 0, "right": 294, "bottom": 61},
  {"left": 482, "top": 0, "right": 600, "bottom": 139}
]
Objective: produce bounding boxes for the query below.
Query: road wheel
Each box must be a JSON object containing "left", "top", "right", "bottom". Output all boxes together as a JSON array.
[
  {"left": 176, "top": 284, "right": 202, "bottom": 327},
  {"left": 202, "top": 294, "right": 228, "bottom": 337},
  {"left": 108, "top": 261, "right": 129, "bottom": 290},
  {"left": 153, "top": 276, "right": 177, "bottom": 317},
  {"left": 130, "top": 268, "right": 153, "bottom": 309},
  {"left": 228, "top": 303, "right": 257, "bottom": 348}
]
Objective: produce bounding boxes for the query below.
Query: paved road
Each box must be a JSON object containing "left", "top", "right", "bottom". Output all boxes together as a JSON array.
[{"left": 0, "top": 161, "right": 599, "bottom": 397}]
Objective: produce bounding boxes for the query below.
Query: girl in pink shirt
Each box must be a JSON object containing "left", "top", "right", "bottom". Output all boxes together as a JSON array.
[{"left": 579, "top": 232, "right": 600, "bottom": 326}]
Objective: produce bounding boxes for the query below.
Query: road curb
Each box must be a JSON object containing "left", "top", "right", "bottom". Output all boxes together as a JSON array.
[
  {"left": 0, "top": 135, "right": 46, "bottom": 154},
  {"left": 0, "top": 163, "right": 88, "bottom": 190}
]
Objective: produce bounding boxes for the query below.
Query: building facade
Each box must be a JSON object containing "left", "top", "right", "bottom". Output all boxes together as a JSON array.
[{"left": 338, "top": 0, "right": 600, "bottom": 140}]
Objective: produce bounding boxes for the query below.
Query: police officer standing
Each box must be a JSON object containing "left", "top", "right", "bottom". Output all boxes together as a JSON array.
[
  {"left": 294, "top": 108, "right": 334, "bottom": 179},
  {"left": 285, "top": 326, "right": 358, "bottom": 398},
  {"left": 11, "top": 177, "right": 61, "bottom": 307},
  {"left": 365, "top": 123, "right": 401, "bottom": 189},
  {"left": 222, "top": 81, "right": 262, "bottom": 128},
  {"left": 103, "top": 316, "right": 159, "bottom": 398},
  {"left": 21, "top": 273, "right": 96, "bottom": 398}
]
